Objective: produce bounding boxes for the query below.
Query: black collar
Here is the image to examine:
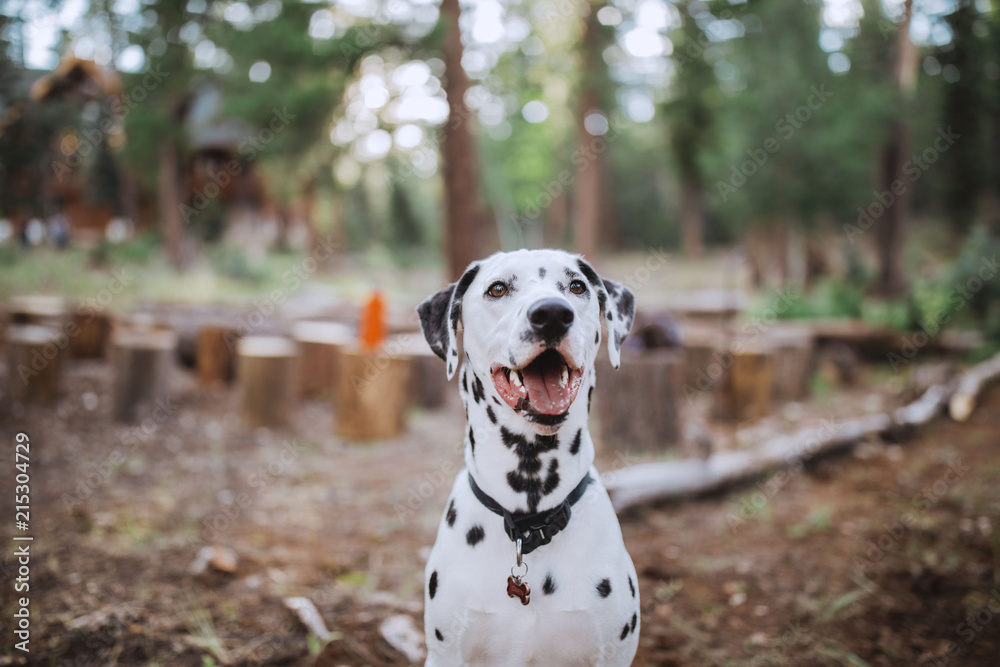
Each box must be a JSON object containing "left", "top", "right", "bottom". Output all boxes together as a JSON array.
[{"left": 467, "top": 471, "right": 593, "bottom": 555}]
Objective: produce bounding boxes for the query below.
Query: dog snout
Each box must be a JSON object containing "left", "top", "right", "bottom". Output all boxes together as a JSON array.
[{"left": 527, "top": 298, "right": 574, "bottom": 343}]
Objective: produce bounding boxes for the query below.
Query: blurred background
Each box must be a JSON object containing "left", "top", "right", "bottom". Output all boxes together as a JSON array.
[{"left": 2, "top": 0, "right": 1000, "bottom": 664}]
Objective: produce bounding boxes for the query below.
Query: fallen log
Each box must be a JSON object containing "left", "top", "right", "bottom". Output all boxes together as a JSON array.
[
  {"left": 605, "top": 352, "right": 1000, "bottom": 512},
  {"left": 949, "top": 352, "right": 1000, "bottom": 422}
]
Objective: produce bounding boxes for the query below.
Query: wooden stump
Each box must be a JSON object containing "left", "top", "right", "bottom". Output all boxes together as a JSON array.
[
  {"left": 112, "top": 328, "right": 177, "bottom": 422},
  {"left": 197, "top": 325, "right": 240, "bottom": 388},
  {"left": 390, "top": 334, "right": 449, "bottom": 409},
  {"left": 8, "top": 295, "right": 67, "bottom": 327},
  {"left": 69, "top": 310, "right": 111, "bottom": 359},
  {"left": 336, "top": 347, "right": 411, "bottom": 440},
  {"left": 6, "top": 325, "right": 65, "bottom": 404},
  {"left": 596, "top": 348, "right": 682, "bottom": 452},
  {"left": 238, "top": 336, "right": 298, "bottom": 428},
  {"left": 768, "top": 327, "right": 814, "bottom": 401},
  {"left": 680, "top": 325, "right": 730, "bottom": 390},
  {"left": 715, "top": 347, "right": 775, "bottom": 422},
  {"left": 292, "top": 321, "right": 354, "bottom": 399}
]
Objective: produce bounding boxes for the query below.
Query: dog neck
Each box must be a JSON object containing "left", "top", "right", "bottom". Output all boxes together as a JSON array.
[{"left": 458, "top": 360, "right": 597, "bottom": 515}]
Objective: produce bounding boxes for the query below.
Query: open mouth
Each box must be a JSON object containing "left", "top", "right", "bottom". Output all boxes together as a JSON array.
[{"left": 491, "top": 349, "right": 585, "bottom": 417}]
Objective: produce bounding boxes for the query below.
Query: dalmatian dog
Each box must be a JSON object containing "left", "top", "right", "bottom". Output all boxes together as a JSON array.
[{"left": 417, "top": 249, "right": 639, "bottom": 666}]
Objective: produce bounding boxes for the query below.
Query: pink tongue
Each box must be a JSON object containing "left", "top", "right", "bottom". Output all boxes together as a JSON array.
[{"left": 522, "top": 365, "right": 570, "bottom": 415}]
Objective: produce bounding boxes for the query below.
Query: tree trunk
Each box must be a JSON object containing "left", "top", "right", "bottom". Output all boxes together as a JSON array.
[
  {"left": 573, "top": 5, "right": 604, "bottom": 259},
  {"left": 596, "top": 349, "right": 682, "bottom": 452},
  {"left": 440, "top": 0, "right": 491, "bottom": 281},
  {"left": 158, "top": 140, "right": 184, "bottom": 269},
  {"left": 873, "top": 0, "right": 917, "bottom": 297},
  {"left": 680, "top": 177, "right": 704, "bottom": 260}
]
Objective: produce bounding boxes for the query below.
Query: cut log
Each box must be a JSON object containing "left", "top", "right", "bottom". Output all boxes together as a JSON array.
[
  {"left": 715, "top": 347, "right": 775, "bottom": 422},
  {"left": 679, "top": 325, "right": 730, "bottom": 390},
  {"left": 8, "top": 295, "right": 67, "bottom": 327},
  {"left": 336, "top": 347, "right": 411, "bottom": 440},
  {"left": 197, "top": 325, "right": 240, "bottom": 388},
  {"left": 112, "top": 328, "right": 176, "bottom": 422},
  {"left": 69, "top": 310, "right": 111, "bottom": 359},
  {"left": 292, "top": 321, "right": 354, "bottom": 400},
  {"left": 237, "top": 336, "right": 299, "bottom": 428},
  {"left": 6, "top": 325, "right": 66, "bottom": 404},
  {"left": 949, "top": 351, "right": 1000, "bottom": 422},
  {"left": 596, "top": 348, "right": 682, "bottom": 452},
  {"left": 768, "top": 326, "right": 815, "bottom": 401},
  {"left": 389, "top": 333, "right": 449, "bottom": 409}
]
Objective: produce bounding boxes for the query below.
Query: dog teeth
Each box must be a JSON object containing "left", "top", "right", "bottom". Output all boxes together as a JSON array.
[
  {"left": 510, "top": 370, "right": 524, "bottom": 393},
  {"left": 560, "top": 365, "right": 569, "bottom": 385}
]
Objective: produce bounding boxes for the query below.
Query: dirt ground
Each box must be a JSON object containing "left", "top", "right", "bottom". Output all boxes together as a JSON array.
[{"left": 1, "top": 353, "right": 999, "bottom": 666}]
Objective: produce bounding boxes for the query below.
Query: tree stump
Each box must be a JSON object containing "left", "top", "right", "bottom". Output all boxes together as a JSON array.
[
  {"left": 390, "top": 334, "right": 449, "bottom": 409},
  {"left": 292, "top": 321, "right": 354, "bottom": 399},
  {"left": 8, "top": 295, "right": 67, "bottom": 327},
  {"left": 197, "top": 325, "right": 240, "bottom": 388},
  {"left": 238, "top": 336, "right": 298, "bottom": 428},
  {"left": 768, "top": 326, "right": 814, "bottom": 401},
  {"left": 336, "top": 347, "right": 411, "bottom": 440},
  {"left": 6, "top": 325, "right": 66, "bottom": 404},
  {"left": 69, "top": 310, "right": 111, "bottom": 359},
  {"left": 715, "top": 347, "right": 775, "bottom": 422},
  {"left": 679, "top": 325, "right": 730, "bottom": 391},
  {"left": 112, "top": 328, "right": 177, "bottom": 422},
  {"left": 595, "top": 348, "right": 682, "bottom": 452}
]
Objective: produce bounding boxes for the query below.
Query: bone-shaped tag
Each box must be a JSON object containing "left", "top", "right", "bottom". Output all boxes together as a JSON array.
[{"left": 507, "top": 576, "right": 530, "bottom": 605}]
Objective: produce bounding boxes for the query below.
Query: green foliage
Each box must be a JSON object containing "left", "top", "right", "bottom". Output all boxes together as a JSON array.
[
  {"left": 90, "top": 233, "right": 163, "bottom": 268},
  {"left": 209, "top": 246, "right": 269, "bottom": 285},
  {"left": 766, "top": 277, "right": 866, "bottom": 320}
]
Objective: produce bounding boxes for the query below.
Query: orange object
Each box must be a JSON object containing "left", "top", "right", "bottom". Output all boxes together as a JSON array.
[{"left": 359, "top": 291, "right": 387, "bottom": 351}]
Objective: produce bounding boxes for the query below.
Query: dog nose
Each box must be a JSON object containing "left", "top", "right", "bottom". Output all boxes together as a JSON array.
[{"left": 528, "top": 298, "right": 574, "bottom": 342}]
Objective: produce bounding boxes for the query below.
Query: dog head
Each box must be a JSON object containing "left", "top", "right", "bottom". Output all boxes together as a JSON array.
[{"left": 418, "top": 249, "right": 635, "bottom": 427}]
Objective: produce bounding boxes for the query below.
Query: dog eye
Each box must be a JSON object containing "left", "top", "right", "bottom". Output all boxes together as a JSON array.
[
  {"left": 568, "top": 280, "right": 586, "bottom": 295},
  {"left": 487, "top": 281, "right": 508, "bottom": 298}
]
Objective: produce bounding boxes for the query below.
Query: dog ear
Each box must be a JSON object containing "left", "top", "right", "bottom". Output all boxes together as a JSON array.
[
  {"left": 416, "top": 262, "right": 481, "bottom": 379},
  {"left": 576, "top": 258, "right": 635, "bottom": 369},
  {"left": 600, "top": 277, "right": 635, "bottom": 369}
]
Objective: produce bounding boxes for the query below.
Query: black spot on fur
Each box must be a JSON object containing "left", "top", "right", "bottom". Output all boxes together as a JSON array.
[
  {"left": 447, "top": 362, "right": 453, "bottom": 375},
  {"left": 501, "top": 428, "right": 561, "bottom": 512},
  {"left": 569, "top": 429, "right": 582, "bottom": 455},
  {"left": 492, "top": 396, "right": 500, "bottom": 405},
  {"left": 597, "top": 578, "right": 612, "bottom": 598},
  {"left": 630, "top": 612, "right": 637, "bottom": 633},
  {"left": 471, "top": 374, "right": 485, "bottom": 404},
  {"left": 543, "top": 574, "right": 556, "bottom": 595},
  {"left": 451, "top": 348, "right": 458, "bottom": 357},
  {"left": 539, "top": 267, "right": 546, "bottom": 278},
  {"left": 595, "top": 331, "right": 599, "bottom": 344},
  {"left": 486, "top": 405, "right": 497, "bottom": 424},
  {"left": 577, "top": 259, "right": 601, "bottom": 287},
  {"left": 466, "top": 525, "right": 485, "bottom": 546},
  {"left": 435, "top": 628, "right": 444, "bottom": 641},
  {"left": 620, "top": 624, "right": 629, "bottom": 641},
  {"left": 468, "top": 426, "right": 476, "bottom": 454},
  {"left": 462, "top": 372, "right": 468, "bottom": 394},
  {"left": 446, "top": 500, "right": 457, "bottom": 527},
  {"left": 587, "top": 386, "right": 594, "bottom": 413},
  {"left": 556, "top": 281, "right": 566, "bottom": 292},
  {"left": 449, "top": 264, "right": 481, "bottom": 335},
  {"left": 429, "top": 571, "right": 438, "bottom": 599},
  {"left": 628, "top": 575, "right": 635, "bottom": 597}
]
